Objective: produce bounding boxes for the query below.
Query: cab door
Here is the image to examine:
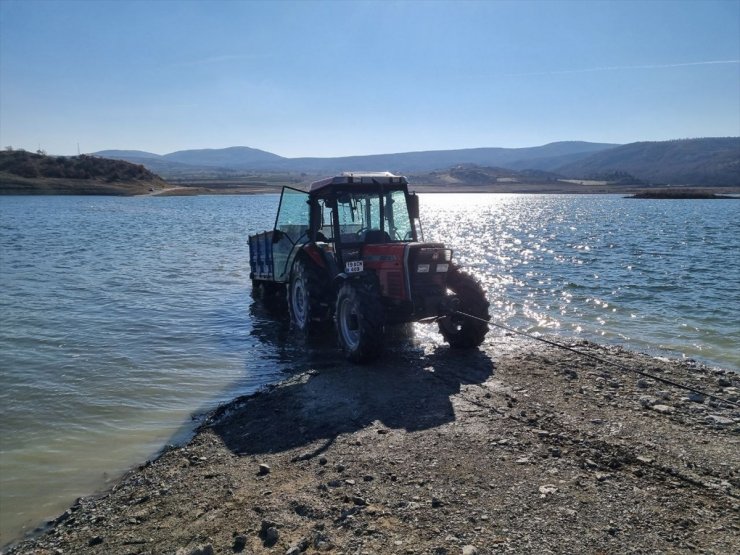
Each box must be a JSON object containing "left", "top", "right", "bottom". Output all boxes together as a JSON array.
[{"left": 272, "top": 187, "right": 309, "bottom": 282}]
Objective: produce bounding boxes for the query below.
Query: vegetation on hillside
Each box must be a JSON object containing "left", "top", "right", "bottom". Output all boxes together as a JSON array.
[
  {"left": 0, "top": 149, "right": 161, "bottom": 182},
  {"left": 583, "top": 170, "right": 646, "bottom": 186},
  {"left": 0, "top": 149, "right": 169, "bottom": 195},
  {"left": 556, "top": 138, "right": 740, "bottom": 186},
  {"left": 416, "top": 164, "right": 563, "bottom": 186}
]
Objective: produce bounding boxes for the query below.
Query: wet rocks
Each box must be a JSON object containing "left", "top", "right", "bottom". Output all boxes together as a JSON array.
[
  {"left": 177, "top": 545, "right": 214, "bottom": 555},
  {"left": 258, "top": 463, "right": 271, "bottom": 475},
  {"left": 706, "top": 414, "right": 734, "bottom": 426},
  {"left": 259, "top": 520, "right": 280, "bottom": 547},
  {"left": 686, "top": 392, "right": 705, "bottom": 403},
  {"left": 232, "top": 534, "right": 247, "bottom": 552},
  {"left": 538, "top": 484, "right": 558, "bottom": 497}
]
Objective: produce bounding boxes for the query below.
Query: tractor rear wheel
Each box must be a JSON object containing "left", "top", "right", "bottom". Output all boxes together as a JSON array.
[
  {"left": 335, "top": 278, "right": 384, "bottom": 363},
  {"left": 288, "top": 258, "right": 327, "bottom": 333},
  {"left": 438, "top": 268, "right": 490, "bottom": 348}
]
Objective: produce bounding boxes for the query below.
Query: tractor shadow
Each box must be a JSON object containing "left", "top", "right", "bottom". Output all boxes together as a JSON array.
[{"left": 211, "top": 311, "right": 495, "bottom": 458}]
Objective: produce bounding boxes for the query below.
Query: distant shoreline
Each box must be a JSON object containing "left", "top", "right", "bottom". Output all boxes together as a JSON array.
[
  {"left": 3, "top": 178, "right": 740, "bottom": 197},
  {"left": 101, "top": 183, "right": 740, "bottom": 197}
]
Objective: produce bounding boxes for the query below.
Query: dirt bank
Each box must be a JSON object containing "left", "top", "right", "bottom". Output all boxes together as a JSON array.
[{"left": 5, "top": 334, "right": 739, "bottom": 554}]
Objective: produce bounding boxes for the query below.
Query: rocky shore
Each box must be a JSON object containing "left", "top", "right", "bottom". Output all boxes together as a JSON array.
[{"left": 6, "top": 334, "right": 739, "bottom": 554}]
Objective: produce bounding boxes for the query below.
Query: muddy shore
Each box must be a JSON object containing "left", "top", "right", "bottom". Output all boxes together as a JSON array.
[{"left": 5, "top": 333, "right": 739, "bottom": 554}]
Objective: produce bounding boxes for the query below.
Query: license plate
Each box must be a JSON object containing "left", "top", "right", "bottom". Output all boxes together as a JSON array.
[{"left": 345, "top": 260, "right": 364, "bottom": 273}]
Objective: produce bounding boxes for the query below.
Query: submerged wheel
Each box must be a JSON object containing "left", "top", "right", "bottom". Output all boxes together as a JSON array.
[
  {"left": 288, "top": 258, "right": 328, "bottom": 332},
  {"left": 335, "top": 278, "right": 384, "bottom": 363},
  {"left": 438, "top": 267, "right": 490, "bottom": 348}
]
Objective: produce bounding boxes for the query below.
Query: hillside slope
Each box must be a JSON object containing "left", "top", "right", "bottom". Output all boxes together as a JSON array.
[
  {"left": 90, "top": 138, "right": 740, "bottom": 187},
  {"left": 164, "top": 146, "right": 286, "bottom": 168},
  {"left": 94, "top": 142, "right": 618, "bottom": 175},
  {"left": 556, "top": 138, "right": 740, "bottom": 186},
  {"left": 0, "top": 150, "right": 169, "bottom": 195},
  {"left": 281, "top": 142, "right": 618, "bottom": 173}
]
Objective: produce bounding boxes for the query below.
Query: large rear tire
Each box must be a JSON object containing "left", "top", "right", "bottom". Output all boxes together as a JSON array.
[
  {"left": 438, "top": 267, "right": 490, "bottom": 348},
  {"left": 288, "top": 258, "right": 328, "bottom": 333},
  {"left": 335, "top": 278, "right": 384, "bottom": 363}
]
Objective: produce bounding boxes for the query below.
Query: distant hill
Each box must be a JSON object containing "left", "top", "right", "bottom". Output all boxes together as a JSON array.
[
  {"left": 411, "top": 164, "right": 564, "bottom": 185},
  {"left": 95, "top": 149, "right": 164, "bottom": 160},
  {"left": 94, "top": 141, "right": 618, "bottom": 176},
  {"left": 406, "top": 164, "right": 621, "bottom": 193},
  {"left": 0, "top": 150, "right": 169, "bottom": 195},
  {"left": 556, "top": 138, "right": 740, "bottom": 186},
  {"left": 278, "top": 141, "right": 619, "bottom": 173},
  {"left": 164, "top": 146, "right": 286, "bottom": 168},
  {"left": 97, "top": 154, "right": 225, "bottom": 177},
  {"left": 91, "top": 138, "right": 739, "bottom": 187}
]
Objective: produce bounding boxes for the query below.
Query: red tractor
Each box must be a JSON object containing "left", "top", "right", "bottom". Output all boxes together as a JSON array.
[{"left": 249, "top": 172, "right": 489, "bottom": 362}]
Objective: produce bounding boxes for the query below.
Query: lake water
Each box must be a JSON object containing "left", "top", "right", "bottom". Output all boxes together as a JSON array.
[{"left": 1, "top": 193, "right": 738, "bottom": 544}]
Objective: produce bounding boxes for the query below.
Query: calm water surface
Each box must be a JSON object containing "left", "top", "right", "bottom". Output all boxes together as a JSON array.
[{"left": 1, "top": 194, "right": 738, "bottom": 543}]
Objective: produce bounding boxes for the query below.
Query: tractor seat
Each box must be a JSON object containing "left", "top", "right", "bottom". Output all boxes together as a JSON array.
[{"left": 361, "top": 229, "right": 391, "bottom": 243}]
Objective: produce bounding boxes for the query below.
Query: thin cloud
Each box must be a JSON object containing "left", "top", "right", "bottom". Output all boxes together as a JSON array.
[{"left": 508, "top": 60, "right": 740, "bottom": 77}]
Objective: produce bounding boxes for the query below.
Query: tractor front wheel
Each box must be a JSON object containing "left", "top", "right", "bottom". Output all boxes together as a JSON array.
[
  {"left": 335, "top": 278, "right": 384, "bottom": 363},
  {"left": 438, "top": 268, "right": 490, "bottom": 348},
  {"left": 288, "top": 258, "right": 326, "bottom": 333}
]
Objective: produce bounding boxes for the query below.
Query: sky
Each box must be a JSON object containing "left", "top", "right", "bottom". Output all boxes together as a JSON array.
[{"left": 0, "top": 0, "right": 738, "bottom": 157}]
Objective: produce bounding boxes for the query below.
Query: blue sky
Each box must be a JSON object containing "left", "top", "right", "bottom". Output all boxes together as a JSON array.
[{"left": 1, "top": 0, "right": 738, "bottom": 157}]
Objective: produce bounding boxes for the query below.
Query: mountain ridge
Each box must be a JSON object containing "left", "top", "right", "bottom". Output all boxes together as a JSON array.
[
  {"left": 96, "top": 141, "right": 618, "bottom": 174},
  {"left": 555, "top": 137, "right": 740, "bottom": 186},
  {"left": 94, "top": 138, "right": 740, "bottom": 186}
]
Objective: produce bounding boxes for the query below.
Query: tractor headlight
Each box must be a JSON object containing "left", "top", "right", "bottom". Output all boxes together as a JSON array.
[
  {"left": 436, "top": 263, "right": 449, "bottom": 273},
  {"left": 417, "top": 264, "right": 430, "bottom": 273}
]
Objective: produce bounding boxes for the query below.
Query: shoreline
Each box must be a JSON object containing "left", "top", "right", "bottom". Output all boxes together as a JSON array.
[
  {"left": 5, "top": 334, "right": 738, "bottom": 554},
  {"left": 3, "top": 182, "right": 740, "bottom": 197},
  {"left": 144, "top": 184, "right": 740, "bottom": 197}
]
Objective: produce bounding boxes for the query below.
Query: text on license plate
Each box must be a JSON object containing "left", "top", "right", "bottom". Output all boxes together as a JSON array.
[{"left": 345, "top": 261, "right": 364, "bottom": 273}]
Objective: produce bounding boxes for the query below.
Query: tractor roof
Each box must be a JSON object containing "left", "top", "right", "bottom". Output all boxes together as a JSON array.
[{"left": 308, "top": 172, "right": 408, "bottom": 193}]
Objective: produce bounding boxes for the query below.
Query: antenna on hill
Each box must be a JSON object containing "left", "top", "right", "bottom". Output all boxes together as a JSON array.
[{"left": 77, "top": 143, "right": 80, "bottom": 156}]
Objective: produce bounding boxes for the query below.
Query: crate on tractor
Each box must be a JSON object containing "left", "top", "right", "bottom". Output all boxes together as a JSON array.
[{"left": 248, "top": 172, "right": 489, "bottom": 362}]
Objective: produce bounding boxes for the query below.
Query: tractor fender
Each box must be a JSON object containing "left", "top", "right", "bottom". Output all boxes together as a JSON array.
[{"left": 300, "top": 243, "right": 327, "bottom": 269}]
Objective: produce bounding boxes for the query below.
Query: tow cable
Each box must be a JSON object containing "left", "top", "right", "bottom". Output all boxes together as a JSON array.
[{"left": 451, "top": 310, "right": 739, "bottom": 408}]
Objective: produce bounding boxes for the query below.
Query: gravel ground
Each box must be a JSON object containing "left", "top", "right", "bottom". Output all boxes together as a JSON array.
[{"left": 5, "top": 333, "right": 739, "bottom": 555}]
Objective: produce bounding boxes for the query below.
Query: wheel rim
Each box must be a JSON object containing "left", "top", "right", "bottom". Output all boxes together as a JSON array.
[
  {"left": 338, "top": 297, "right": 360, "bottom": 350},
  {"left": 291, "top": 278, "right": 308, "bottom": 327}
]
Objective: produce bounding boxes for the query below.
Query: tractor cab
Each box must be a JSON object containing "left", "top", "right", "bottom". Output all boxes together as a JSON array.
[
  {"left": 271, "top": 173, "right": 421, "bottom": 278},
  {"left": 308, "top": 172, "right": 421, "bottom": 269}
]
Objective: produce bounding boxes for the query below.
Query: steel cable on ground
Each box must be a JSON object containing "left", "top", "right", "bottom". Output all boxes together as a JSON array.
[{"left": 452, "top": 310, "right": 739, "bottom": 408}]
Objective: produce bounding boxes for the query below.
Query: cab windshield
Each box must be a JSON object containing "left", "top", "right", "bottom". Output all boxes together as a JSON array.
[{"left": 318, "top": 189, "right": 414, "bottom": 244}]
